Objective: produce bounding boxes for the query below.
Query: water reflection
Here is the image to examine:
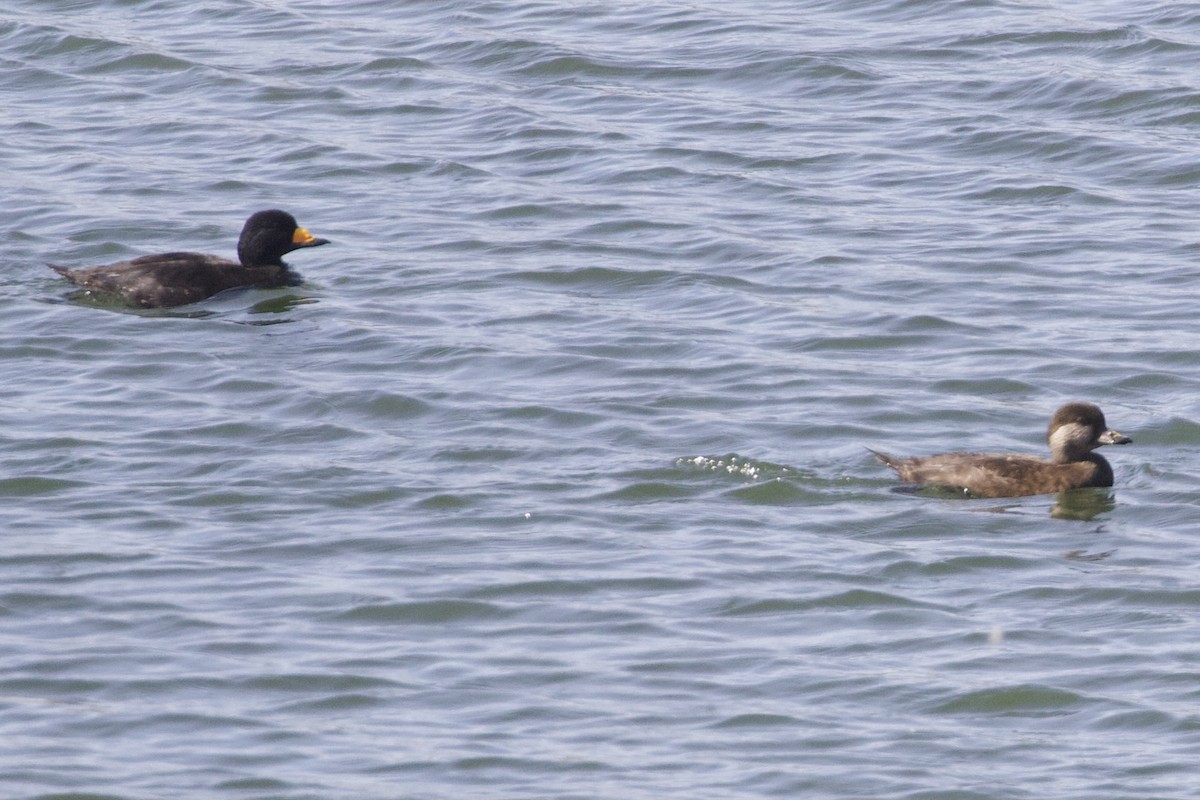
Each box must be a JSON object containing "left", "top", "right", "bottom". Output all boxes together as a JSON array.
[
  {"left": 51, "top": 288, "right": 316, "bottom": 323},
  {"left": 1050, "top": 488, "right": 1117, "bottom": 521}
]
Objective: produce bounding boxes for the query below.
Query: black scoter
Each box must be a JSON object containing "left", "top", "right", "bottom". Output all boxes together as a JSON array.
[
  {"left": 48, "top": 209, "right": 329, "bottom": 308},
  {"left": 871, "top": 402, "right": 1132, "bottom": 498}
]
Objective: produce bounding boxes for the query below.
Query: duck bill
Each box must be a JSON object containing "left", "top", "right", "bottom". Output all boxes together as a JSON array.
[
  {"left": 292, "top": 226, "right": 330, "bottom": 248},
  {"left": 1098, "top": 429, "right": 1131, "bottom": 446}
]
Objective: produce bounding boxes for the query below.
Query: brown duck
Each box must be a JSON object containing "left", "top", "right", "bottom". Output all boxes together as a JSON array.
[
  {"left": 48, "top": 209, "right": 329, "bottom": 308},
  {"left": 871, "top": 402, "right": 1132, "bottom": 498}
]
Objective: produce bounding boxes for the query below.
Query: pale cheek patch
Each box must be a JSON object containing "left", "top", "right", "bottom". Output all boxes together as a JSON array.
[{"left": 1049, "top": 422, "right": 1092, "bottom": 454}]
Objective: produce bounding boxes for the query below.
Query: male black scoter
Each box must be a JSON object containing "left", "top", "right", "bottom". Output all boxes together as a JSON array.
[
  {"left": 871, "top": 402, "right": 1131, "bottom": 498},
  {"left": 48, "top": 209, "right": 329, "bottom": 308}
]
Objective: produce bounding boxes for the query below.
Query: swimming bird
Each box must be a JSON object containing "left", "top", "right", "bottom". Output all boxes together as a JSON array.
[
  {"left": 871, "top": 402, "right": 1131, "bottom": 498},
  {"left": 48, "top": 209, "right": 329, "bottom": 308}
]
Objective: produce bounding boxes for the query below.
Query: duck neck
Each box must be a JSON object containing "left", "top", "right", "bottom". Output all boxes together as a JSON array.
[{"left": 1084, "top": 452, "right": 1114, "bottom": 486}]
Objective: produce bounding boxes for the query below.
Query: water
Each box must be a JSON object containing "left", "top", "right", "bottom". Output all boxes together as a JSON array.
[{"left": 2, "top": 1, "right": 1199, "bottom": 797}]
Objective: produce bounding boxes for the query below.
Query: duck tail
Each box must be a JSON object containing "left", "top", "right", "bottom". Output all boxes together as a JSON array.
[{"left": 865, "top": 447, "right": 899, "bottom": 469}]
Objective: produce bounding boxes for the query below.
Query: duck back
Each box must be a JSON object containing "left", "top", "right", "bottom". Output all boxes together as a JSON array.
[
  {"left": 873, "top": 450, "right": 1114, "bottom": 498},
  {"left": 50, "top": 253, "right": 296, "bottom": 308}
]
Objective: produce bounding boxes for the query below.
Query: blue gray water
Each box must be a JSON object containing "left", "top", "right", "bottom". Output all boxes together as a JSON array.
[{"left": 2, "top": 1, "right": 1200, "bottom": 798}]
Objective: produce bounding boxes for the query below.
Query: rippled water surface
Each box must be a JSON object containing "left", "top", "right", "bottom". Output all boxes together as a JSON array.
[{"left": 3, "top": 1, "right": 1200, "bottom": 798}]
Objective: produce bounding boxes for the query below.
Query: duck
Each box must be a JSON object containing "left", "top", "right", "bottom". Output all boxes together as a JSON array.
[
  {"left": 871, "top": 402, "right": 1131, "bottom": 498},
  {"left": 48, "top": 209, "right": 329, "bottom": 308}
]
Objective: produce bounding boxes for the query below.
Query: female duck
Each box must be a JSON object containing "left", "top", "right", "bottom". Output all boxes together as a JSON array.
[
  {"left": 872, "top": 402, "right": 1131, "bottom": 498},
  {"left": 49, "top": 209, "right": 329, "bottom": 308}
]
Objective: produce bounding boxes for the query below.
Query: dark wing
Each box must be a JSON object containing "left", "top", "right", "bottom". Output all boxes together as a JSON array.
[{"left": 49, "top": 253, "right": 287, "bottom": 308}]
